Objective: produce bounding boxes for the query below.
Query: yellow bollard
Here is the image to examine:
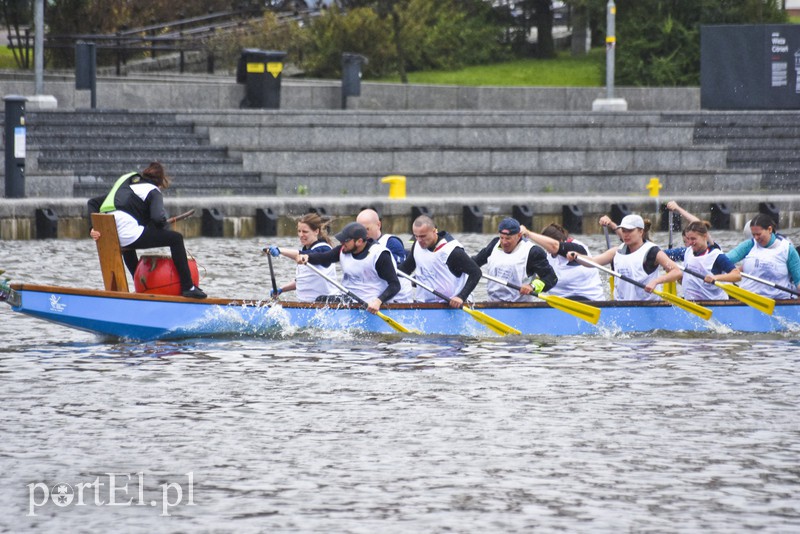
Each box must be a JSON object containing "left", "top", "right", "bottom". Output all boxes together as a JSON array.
[
  {"left": 382, "top": 175, "right": 406, "bottom": 199},
  {"left": 646, "top": 176, "right": 662, "bottom": 197}
]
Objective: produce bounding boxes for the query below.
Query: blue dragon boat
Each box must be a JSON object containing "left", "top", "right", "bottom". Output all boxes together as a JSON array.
[{"left": 3, "top": 282, "right": 800, "bottom": 341}]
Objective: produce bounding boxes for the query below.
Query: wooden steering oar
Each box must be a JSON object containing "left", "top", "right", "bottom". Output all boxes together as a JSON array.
[
  {"left": 679, "top": 265, "right": 774, "bottom": 315},
  {"left": 303, "top": 263, "right": 418, "bottom": 334},
  {"left": 396, "top": 271, "right": 520, "bottom": 335},
  {"left": 167, "top": 209, "right": 195, "bottom": 225},
  {"left": 740, "top": 272, "right": 800, "bottom": 298},
  {"left": 480, "top": 272, "right": 601, "bottom": 325},
  {"left": 575, "top": 256, "right": 712, "bottom": 320}
]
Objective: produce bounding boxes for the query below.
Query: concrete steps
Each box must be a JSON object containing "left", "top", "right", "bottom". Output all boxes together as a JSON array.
[
  {"left": 239, "top": 146, "right": 729, "bottom": 174},
  {"left": 663, "top": 111, "right": 800, "bottom": 192},
  {"left": 16, "top": 109, "right": 795, "bottom": 198},
  {"left": 26, "top": 109, "right": 265, "bottom": 197}
]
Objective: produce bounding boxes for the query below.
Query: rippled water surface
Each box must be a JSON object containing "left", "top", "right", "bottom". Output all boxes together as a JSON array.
[{"left": 1, "top": 231, "right": 800, "bottom": 532}]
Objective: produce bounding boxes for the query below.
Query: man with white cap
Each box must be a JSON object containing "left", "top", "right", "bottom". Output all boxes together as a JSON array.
[
  {"left": 567, "top": 213, "right": 680, "bottom": 301},
  {"left": 471, "top": 217, "right": 558, "bottom": 302},
  {"left": 297, "top": 221, "right": 402, "bottom": 313}
]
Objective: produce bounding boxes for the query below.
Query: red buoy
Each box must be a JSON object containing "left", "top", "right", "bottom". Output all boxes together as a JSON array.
[{"left": 134, "top": 254, "right": 199, "bottom": 295}]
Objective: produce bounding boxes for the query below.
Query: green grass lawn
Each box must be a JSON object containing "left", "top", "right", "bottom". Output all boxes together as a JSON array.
[
  {"left": 0, "top": 47, "right": 25, "bottom": 69},
  {"left": 377, "top": 48, "right": 605, "bottom": 86}
]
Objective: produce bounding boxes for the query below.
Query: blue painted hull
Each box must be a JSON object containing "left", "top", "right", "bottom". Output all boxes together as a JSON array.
[{"left": 5, "top": 284, "right": 800, "bottom": 341}]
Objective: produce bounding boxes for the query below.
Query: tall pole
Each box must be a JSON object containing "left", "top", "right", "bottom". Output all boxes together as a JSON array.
[
  {"left": 605, "top": 0, "right": 616, "bottom": 99},
  {"left": 34, "top": 0, "right": 44, "bottom": 95}
]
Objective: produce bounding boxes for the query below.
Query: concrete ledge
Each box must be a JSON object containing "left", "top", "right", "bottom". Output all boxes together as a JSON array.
[
  {"left": 0, "top": 73, "right": 701, "bottom": 111},
  {"left": 1, "top": 194, "right": 798, "bottom": 240},
  {"left": 25, "top": 95, "right": 58, "bottom": 110}
]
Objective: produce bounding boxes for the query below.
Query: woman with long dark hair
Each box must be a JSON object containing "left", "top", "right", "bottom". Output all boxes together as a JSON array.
[{"left": 88, "top": 162, "right": 206, "bottom": 299}]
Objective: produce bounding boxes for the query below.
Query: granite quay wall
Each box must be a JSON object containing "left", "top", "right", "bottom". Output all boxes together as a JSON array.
[
  {"left": 1, "top": 194, "right": 798, "bottom": 241},
  {"left": 0, "top": 72, "right": 700, "bottom": 112}
]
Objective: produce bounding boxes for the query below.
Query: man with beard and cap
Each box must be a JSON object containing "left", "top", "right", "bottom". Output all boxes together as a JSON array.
[
  {"left": 398, "top": 215, "right": 483, "bottom": 308},
  {"left": 471, "top": 217, "right": 558, "bottom": 302},
  {"left": 296, "top": 221, "right": 403, "bottom": 313}
]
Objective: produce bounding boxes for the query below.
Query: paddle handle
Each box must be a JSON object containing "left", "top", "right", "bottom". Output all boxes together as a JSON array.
[
  {"left": 481, "top": 272, "right": 522, "bottom": 291},
  {"left": 304, "top": 262, "right": 368, "bottom": 307},
  {"left": 679, "top": 264, "right": 714, "bottom": 284},
  {"left": 397, "top": 271, "right": 453, "bottom": 303},
  {"left": 603, "top": 226, "right": 611, "bottom": 250},
  {"left": 740, "top": 272, "right": 800, "bottom": 297},
  {"left": 575, "top": 256, "right": 647, "bottom": 291}
]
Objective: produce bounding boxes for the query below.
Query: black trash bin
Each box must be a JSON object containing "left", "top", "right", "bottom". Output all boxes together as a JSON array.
[
  {"left": 236, "top": 49, "right": 287, "bottom": 109},
  {"left": 341, "top": 52, "right": 367, "bottom": 109}
]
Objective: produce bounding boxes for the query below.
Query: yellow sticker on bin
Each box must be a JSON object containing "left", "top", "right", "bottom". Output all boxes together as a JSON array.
[
  {"left": 267, "top": 62, "right": 283, "bottom": 78},
  {"left": 246, "top": 63, "right": 265, "bottom": 73}
]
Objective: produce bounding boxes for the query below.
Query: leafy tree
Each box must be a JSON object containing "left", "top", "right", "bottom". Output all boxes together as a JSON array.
[
  {"left": 300, "top": 0, "right": 504, "bottom": 80},
  {"left": 1, "top": 0, "right": 32, "bottom": 68},
  {"left": 612, "top": 0, "right": 787, "bottom": 86}
]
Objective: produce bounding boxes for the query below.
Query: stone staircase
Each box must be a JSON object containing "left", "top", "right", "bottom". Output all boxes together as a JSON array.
[
  {"left": 183, "top": 110, "right": 763, "bottom": 197},
  {"left": 26, "top": 110, "right": 269, "bottom": 197},
  {"left": 16, "top": 109, "right": 794, "bottom": 200},
  {"left": 664, "top": 111, "right": 800, "bottom": 191}
]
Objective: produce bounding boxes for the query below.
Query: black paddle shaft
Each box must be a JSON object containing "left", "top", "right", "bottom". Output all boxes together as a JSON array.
[
  {"left": 267, "top": 253, "right": 278, "bottom": 295},
  {"left": 681, "top": 265, "right": 715, "bottom": 283},
  {"left": 397, "top": 271, "right": 457, "bottom": 305}
]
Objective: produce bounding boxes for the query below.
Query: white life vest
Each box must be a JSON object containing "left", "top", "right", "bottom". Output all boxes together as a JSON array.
[
  {"left": 546, "top": 238, "right": 605, "bottom": 300},
  {"left": 740, "top": 236, "right": 793, "bottom": 299},
  {"left": 377, "top": 233, "right": 412, "bottom": 303},
  {"left": 612, "top": 241, "right": 660, "bottom": 301},
  {"left": 296, "top": 241, "right": 340, "bottom": 302},
  {"left": 682, "top": 247, "right": 727, "bottom": 301},
  {"left": 486, "top": 239, "right": 537, "bottom": 302},
  {"left": 413, "top": 238, "right": 467, "bottom": 303},
  {"left": 339, "top": 242, "right": 392, "bottom": 302}
]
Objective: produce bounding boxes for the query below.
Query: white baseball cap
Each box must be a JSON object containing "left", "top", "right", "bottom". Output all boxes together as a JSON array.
[{"left": 619, "top": 214, "right": 645, "bottom": 230}]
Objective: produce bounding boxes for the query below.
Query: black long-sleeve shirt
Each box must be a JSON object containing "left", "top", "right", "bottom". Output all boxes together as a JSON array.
[
  {"left": 305, "top": 240, "right": 400, "bottom": 303},
  {"left": 398, "top": 232, "right": 482, "bottom": 301},
  {"left": 471, "top": 237, "right": 558, "bottom": 292}
]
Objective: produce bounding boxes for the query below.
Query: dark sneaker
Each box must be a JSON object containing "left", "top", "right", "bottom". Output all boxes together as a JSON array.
[{"left": 182, "top": 286, "right": 207, "bottom": 299}]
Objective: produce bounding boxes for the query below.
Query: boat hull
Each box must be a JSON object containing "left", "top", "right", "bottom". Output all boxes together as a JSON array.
[{"left": 5, "top": 284, "right": 800, "bottom": 341}]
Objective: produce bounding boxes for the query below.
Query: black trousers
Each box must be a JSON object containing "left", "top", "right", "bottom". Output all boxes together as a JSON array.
[{"left": 122, "top": 225, "right": 194, "bottom": 291}]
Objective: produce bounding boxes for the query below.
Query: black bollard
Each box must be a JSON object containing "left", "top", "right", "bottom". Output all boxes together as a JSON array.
[
  {"left": 201, "top": 208, "right": 224, "bottom": 237},
  {"left": 562, "top": 204, "right": 583, "bottom": 234},
  {"left": 610, "top": 203, "right": 631, "bottom": 225},
  {"left": 709, "top": 202, "right": 731, "bottom": 230},
  {"left": 255, "top": 208, "right": 278, "bottom": 237},
  {"left": 462, "top": 205, "right": 484, "bottom": 233},
  {"left": 758, "top": 202, "right": 780, "bottom": 227},
  {"left": 35, "top": 208, "right": 58, "bottom": 239},
  {"left": 512, "top": 204, "right": 533, "bottom": 229}
]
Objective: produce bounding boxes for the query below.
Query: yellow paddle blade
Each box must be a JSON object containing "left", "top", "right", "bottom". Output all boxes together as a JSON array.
[
  {"left": 538, "top": 294, "right": 601, "bottom": 325},
  {"left": 376, "top": 311, "right": 420, "bottom": 334},
  {"left": 463, "top": 306, "right": 521, "bottom": 335},
  {"left": 653, "top": 289, "right": 713, "bottom": 320},
  {"left": 716, "top": 283, "right": 775, "bottom": 316}
]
